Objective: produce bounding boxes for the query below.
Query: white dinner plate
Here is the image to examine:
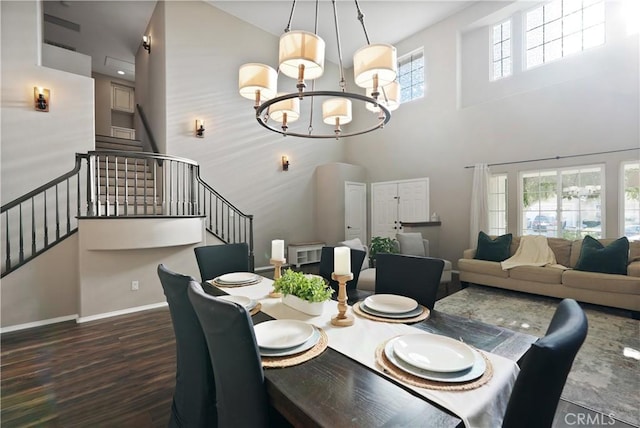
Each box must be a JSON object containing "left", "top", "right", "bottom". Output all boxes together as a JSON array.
[
  {"left": 259, "top": 327, "right": 320, "bottom": 357},
  {"left": 253, "top": 320, "right": 315, "bottom": 350},
  {"left": 217, "top": 295, "right": 252, "bottom": 309},
  {"left": 217, "top": 272, "right": 259, "bottom": 284},
  {"left": 359, "top": 302, "right": 423, "bottom": 319},
  {"left": 384, "top": 337, "right": 486, "bottom": 382},
  {"left": 363, "top": 294, "right": 418, "bottom": 314},
  {"left": 392, "top": 334, "right": 476, "bottom": 373}
]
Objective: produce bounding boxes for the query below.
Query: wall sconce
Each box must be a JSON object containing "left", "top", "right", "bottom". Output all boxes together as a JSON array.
[
  {"left": 282, "top": 155, "right": 290, "bottom": 171},
  {"left": 195, "top": 120, "right": 205, "bottom": 138},
  {"left": 34, "top": 87, "right": 50, "bottom": 112},
  {"left": 142, "top": 35, "right": 151, "bottom": 53}
]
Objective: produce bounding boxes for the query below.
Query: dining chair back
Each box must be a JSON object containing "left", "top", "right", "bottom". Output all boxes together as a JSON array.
[
  {"left": 319, "top": 246, "right": 369, "bottom": 303},
  {"left": 157, "top": 264, "right": 217, "bottom": 428},
  {"left": 374, "top": 253, "right": 444, "bottom": 310},
  {"left": 194, "top": 243, "right": 250, "bottom": 282},
  {"left": 502, "top": 298, "right": 588, "bottom": 428},
  {"left": 187, "top": 281, "right": 269, "bottom": 428}
]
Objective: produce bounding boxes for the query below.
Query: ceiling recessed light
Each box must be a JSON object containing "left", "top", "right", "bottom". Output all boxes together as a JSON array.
[{"left": 117, "top": 70, "right": 125, "bottom": 75}]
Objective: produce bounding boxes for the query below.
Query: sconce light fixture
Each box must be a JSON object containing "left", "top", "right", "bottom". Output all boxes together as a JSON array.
[
  {"left": 34, "top": 87, "right": 50, "bottom": 112},
  {"left": 142, "top": 35, "right": 151, "bottom": 53},
  {"left": 282, "top": 155, "right": 290, "bottom": 171},
  {"left": 195, "top": 120, "right": 205, "bottom": 138}
]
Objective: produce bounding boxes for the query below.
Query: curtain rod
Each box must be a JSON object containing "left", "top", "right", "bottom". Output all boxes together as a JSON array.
[{"left": 464, "top": 147, "right": 639, "bottom": 169}]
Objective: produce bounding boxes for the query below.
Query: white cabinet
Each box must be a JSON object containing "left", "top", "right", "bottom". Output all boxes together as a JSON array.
[
  {"left": 288, "top": 242, "right": 325, "bottom": 268},
  {"left": 110, "top": 126, "right": 136, "bottom": 140},
  {"left": 371, "top": 178, "right": 429, "bottom": 239},
  {"left": 111, "top": 84, "right": 134, "bottom": 113}
]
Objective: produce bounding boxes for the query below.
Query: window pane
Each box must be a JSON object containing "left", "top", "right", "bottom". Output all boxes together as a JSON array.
[
  {"left": 545, "top": 20, "right": 563, "bottom": 42},
  {"left": 546, "top": 39, "right": 562, "bottom": 61},
  {"left": 412, "top": 69, "right": 424, "bottom": 84},
  {"left": 527, "top": 27, "right": 544, "bottom": 49},
  {"left": 563, "top": 12, "right": 582, "bottom": 36},
  {"left": 412, "top": 55, "right": 424, "bottom": 70},
  {"left": 527, "top": 7, "right": 544, "bottom": 30},
  {"left": 503, "top": 57, "right": 512, "bottom": 76},
  {"left": 399, "top": 61, "right": 411, "bottom": 76},
  {"left": 502, "top": 39, "right": 511, "bottom": 57},
  {"left": 399, "top": 73, "right": 411, "bottom": 88},
  {"left": 545, "top": 0, "right": 562, "bottom": 21},
  {"left": 493, "top": 25, "right": 501, "bottom": 42},
  {"left": 528, "top": 42, "right": 540, "bottom": 67},
  {"left": 493, "top": 43, "right": 502, "bottom": 60},
  {"left": 584, "top": 23, "right": 605, "bottom": 48},
  {"left": 493, "top": 62, "right": 503, "bottom": 79},
  {"left": 563, "top": 0, "right": 582, "bottom": 15},
  {"left": 584, "top": 2, "right": 605, "bottom": 27},
  {"left": 502, "top": 21, "right": 511, "bottom": 39},
  {"left": 564, "top": 32, "right": 582, "bottom": 55},
  {"left": 412, "top": 84, "right": 424, "bottom": 99}
]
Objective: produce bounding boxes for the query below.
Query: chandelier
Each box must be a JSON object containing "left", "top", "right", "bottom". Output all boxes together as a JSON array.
[{"left": 238, "top": 0, "right": 400, "bottom": 139}]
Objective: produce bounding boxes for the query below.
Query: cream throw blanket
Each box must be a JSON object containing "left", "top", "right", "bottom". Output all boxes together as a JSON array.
[{"left": 501, "top": 235, "right": 558, "bottom": 270}]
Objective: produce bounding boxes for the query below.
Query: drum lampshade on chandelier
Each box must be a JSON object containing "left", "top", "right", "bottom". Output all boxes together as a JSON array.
[{"left": 238, "top": 0, "right": 400, "bottom": 139}]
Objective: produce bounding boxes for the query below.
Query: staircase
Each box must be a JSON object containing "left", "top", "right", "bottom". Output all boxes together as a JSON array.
[
  {"left": 1, "top": 141, "right": 254, "bottom": 277},
  {"left": 94, "top": 135, "right": 160, "bottom": 216}
]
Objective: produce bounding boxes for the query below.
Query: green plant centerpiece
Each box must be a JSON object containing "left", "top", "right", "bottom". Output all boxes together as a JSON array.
[
  {"left": 369, "top": 236, "right": 399, "bottom": 267},
  {"left": 273, "top": 269, "right": 334, "bottom": 302}
]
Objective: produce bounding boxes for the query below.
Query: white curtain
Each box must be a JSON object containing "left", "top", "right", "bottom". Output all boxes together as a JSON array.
[{"left": 470, "top": 163, "right": 490, "bottom": 248}]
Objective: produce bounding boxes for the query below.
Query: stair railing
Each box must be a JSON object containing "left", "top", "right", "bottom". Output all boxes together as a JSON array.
[{"left": 2, "top": 151, "right": 254, "bottom": 277}]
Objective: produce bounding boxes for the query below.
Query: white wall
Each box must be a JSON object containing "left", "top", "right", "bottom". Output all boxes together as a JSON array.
[
  {"left": 1, "top": 0, "right": 95, "bottom": 203},
  {"left": 345, "top": 1, "right": 639, "bottom": 267},
  {"left": 148, "top": 1, "right": 346, "bottom": 268}
]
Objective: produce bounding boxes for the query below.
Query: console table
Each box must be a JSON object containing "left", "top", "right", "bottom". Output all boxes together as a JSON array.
[{"left": 287, "top": 241, "right": 325, "bottom": 268}]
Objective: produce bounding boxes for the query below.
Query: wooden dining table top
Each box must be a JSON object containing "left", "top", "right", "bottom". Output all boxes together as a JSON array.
[{"left": 205, "top": 284, "right": 538, "bottom": 427}]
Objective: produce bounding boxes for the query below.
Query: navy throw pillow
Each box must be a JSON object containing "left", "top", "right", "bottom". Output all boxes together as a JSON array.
[
  {"left": 574, "top": 235, "right": 629, "bottom": 275},
  {"left": 474, "top": 232, "right": 513, "bottom": 262}
]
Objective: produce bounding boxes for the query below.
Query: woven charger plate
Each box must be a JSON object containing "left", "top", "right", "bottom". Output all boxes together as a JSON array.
[
  {"left": 262, "top": 328, "right": 328, "bottom": 369},
  {"left": 208, "top": 276, "right": 263, "bottom": 288},
  {"left": 249, "top": 302, "right": 262, "bottom": 316},
  {"left": 375, "top": 339, "right": 493, "bottom": 391},
  {"left": 353, "top": 302, "right": 430, "bottom": 323}
]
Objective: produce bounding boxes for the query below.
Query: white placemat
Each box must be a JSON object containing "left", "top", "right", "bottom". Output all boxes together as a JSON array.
[{"left": 224, "top": 278, "right": 519, "bottom": 428}]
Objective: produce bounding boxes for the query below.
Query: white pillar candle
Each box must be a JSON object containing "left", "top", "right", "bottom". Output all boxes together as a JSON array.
[
  {"left": 271, "top": 239, "right": 284, "bottom": 260},
  {"left": 334, "top": 246, "right": 351, "bottom": 275}
]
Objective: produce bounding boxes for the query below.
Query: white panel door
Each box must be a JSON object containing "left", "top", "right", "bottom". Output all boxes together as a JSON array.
[
  {"left": 371, "top": 182, "right": 399, "bottom": 239},
  {"left": 344, "top": 182, "right": 367, "bottom": 242},
  {"left": 398, "top": 179, "right": 429, "bottom": 223}
]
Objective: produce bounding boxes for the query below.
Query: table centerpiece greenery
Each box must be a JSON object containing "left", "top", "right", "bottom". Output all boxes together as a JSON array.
[{"left": 273, "top": 269, "right": 334, "bottom": 315}]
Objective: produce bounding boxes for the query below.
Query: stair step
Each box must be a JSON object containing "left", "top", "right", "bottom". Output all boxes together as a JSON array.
[
  {"left": 98, "top": 186, "right": 157, "bottom": 196},
  {"left": 95, "top": 135, "right": 143, "bottom": 151},
  {"left": 98, "top": 177, "right": 155, "bottom": 188},
  {"left": 97, "top": 170, "right": 154, "bottom": 181}
]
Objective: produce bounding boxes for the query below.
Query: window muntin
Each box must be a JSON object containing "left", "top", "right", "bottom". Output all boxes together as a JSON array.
[
  {"left": 521, "top": 165, "right": 604, "bottom": 239},
  {"left": 398, "top": 49, "right": 424, "bottom": 103},
  {"left": 489, "top": 174, "right": 508, "bottom": 235},
  {"left": 622, "top": 161, "right": 640, "bottom": 241},
  {"left": 492, "top": 20, "right": 512, "bottom": 80},
  {"left": 525, "top": 0, "right": 605, "bottom": 69}
]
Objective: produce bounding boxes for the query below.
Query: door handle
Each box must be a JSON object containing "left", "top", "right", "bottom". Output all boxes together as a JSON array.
[{"left": 347, "top": 226, "right": 352, "bottom": 229}]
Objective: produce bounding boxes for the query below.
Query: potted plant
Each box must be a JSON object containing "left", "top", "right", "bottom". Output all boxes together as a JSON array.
[
  {"left": 273, "top": 269, "right": 334, "bottom": 316},
  {"left": 369, "top": 236, "right": 399, "bottom": 267}
]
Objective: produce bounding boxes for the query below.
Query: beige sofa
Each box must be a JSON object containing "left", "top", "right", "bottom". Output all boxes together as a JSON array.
[{"left": 458, "top": 237, "right": 640, "bottom": 313}]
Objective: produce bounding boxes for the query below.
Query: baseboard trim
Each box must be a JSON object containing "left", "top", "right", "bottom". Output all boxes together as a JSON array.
[
  {"left": 77, "top": 302, "right": 168, "bottom": 324},
  {"left": 1, "top": 314, "right": 78, "bottom": 334}
]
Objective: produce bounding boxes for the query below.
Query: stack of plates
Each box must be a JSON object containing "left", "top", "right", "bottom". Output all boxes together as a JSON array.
[
  {"left": 253, "top": 320, "right": 320, "bottom": 357},
  {"left": 212, "top": 272, "right": 262, "bottom": 287},
  {"left": 217, "top": 295, "right": 259, "bottom": 312},
  {"left": 360, "top": 294, "right": 423, "bottom": 319},
  {"left": 384, "top": 334, "right": 486, "bottom": 382}
]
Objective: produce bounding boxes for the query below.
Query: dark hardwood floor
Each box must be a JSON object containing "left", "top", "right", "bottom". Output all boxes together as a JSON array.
[{"left": 1, "top": 267, "right": 635, "bottom": 428}]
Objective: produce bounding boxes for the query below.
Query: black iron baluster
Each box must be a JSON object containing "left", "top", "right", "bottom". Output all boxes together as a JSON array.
[
  {"left": 31, "top": 198, "right": 36, "bottom": 255},
  {"left": 124, "top": 158, "right": 129, "bottom": 216},
  {"left": 55, "top": 184, "right": 60, "bottom": 239},
  {"left": 18, "top": 204, "right": 24, "bottom": 263},
  {"left": 5, "top": 211, "right": 10, "bottom": 271},
  {"left": 114, "top": 156, "right": 119, "bottom": 216},
  {"left": 66, "top": 178, "right": 71, "bottom": 233},
  {"left": 153, "top": 159, "right": 158, "bottom": 215},
  {"left": 144, "top": 158, "right": 148, "bottom": 215},
  {"left": 105, "top": 155, "right": 110, "bottom": 216},
  {"left": 168, "top": 160, "right": 173, "bottom": 216},
  {"left": 43, "top": 191, "right": 48, "bottom": 246},
  {"left": 134, "top": 158, "right": 139, "bottom": 216}
]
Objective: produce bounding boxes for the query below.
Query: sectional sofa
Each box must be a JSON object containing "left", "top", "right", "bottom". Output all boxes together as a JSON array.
[{"left": 458, "top": 236, "right": 640, "bottom": 313}]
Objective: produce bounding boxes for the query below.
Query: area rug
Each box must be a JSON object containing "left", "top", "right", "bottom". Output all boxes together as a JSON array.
[{"left": 435, "top": 285, "right": 640, "bottom": 427}]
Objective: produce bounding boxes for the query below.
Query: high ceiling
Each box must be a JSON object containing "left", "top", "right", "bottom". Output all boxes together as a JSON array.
[{"left": 42, "top": 1, "right": 474, "bottom": 81}]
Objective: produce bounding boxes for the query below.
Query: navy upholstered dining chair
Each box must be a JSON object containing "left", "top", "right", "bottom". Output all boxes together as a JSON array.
[
  {"left": 502, "top": 298, "right": 588, "bottom": 428},
  {"left": 318, "top": 246, "right": 371, "bottom": 305},
  {"left": 194, "top": 242, "right": 250, "bottom": 282},
  {"left": 374, "top": 253, "right": 444, "bottom": 310},
  {"left": 187, "top": 281, "right": 270, "bottom": 428},
  {"left": 157, "top": 264, "right": 217, "bottom": 428}
]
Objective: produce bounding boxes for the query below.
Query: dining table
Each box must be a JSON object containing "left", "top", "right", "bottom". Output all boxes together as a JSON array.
[{"left": 203, "top": 276, "right": 538, "bottom": 428}]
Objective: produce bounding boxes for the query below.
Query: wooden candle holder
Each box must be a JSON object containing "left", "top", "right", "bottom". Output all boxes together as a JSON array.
[
  {"left": 269, "top": 258, "right": 285, "bottom": 298},
  {"left": 331, "top": 272, "right": 354, "bottom": 327}
]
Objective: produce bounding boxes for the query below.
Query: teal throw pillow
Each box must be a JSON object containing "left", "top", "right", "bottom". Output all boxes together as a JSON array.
[
  {"left": 574, "top": 235, "right": 629, "bottom": 275},
  {"left": 474, "top": 232, "right": 513, "bottom": 262}
]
